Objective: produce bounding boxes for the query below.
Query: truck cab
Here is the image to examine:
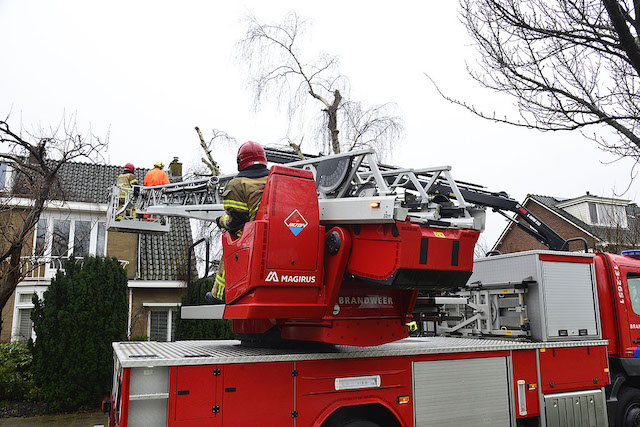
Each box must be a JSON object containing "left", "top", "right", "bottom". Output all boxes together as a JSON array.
[{"left": 595, "top": 252, "right": 640, "bottom": 426}]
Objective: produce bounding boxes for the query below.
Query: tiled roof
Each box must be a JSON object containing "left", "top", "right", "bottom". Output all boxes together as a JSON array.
[
  {"left": 139, "top": 217, "right": 193, "bottom": 281},
  {"left": 54, "top": 161, "right": 150, "bottom": 204},
  {"left": 528, "top": 194, "right": 640, "bottom": 246},
  {"left": 529, "top": 194, "right": 594, "bottom": 234}
]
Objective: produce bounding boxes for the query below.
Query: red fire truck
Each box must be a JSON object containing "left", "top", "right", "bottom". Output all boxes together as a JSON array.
[{"left": 103, "top": 149, "right": 632, "bottom": 426}]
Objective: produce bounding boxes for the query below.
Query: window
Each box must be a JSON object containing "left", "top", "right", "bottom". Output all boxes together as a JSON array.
[
  {"left": 33, "top": 217, "right": 107, "bottom": 259},
  {"left": 34, "top": 219, "right": 47, "bottom": 257},
  {"left": 73, "top": 220, "right": 92, "bottom": 257},
  {"left": 587, "top": 203, "right": 628, "bottom": 228},
  {"left": 0, "top": 162, "right": 7, "bottom": 190},
  {"left": 589, "top": 203, "right": 599, "bottom": 224},
  {"left": 18, "top": 293, "right": 36, "bottom": 304},
  {"left": 15, "top": 308, "right": 33, "bottom": 343},
  {"left": 12, "top": 288, "right": 45, "bottom": 343},
  {"left": 97, "top": 222, "right": 106, "bottom": 256},
  {"left": 52, "top": 219, "right": 70, "bottom": 257},
  {"left": 628, "top": 275, "right": 640, "bottom": 316},
  {"left": 149, "top": 309, "right": 177, "bottom": 341}
]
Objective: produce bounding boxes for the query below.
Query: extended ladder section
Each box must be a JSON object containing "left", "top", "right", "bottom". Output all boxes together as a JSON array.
[{"left": 106, "top": 148, "right": 486, "bottom": 233}]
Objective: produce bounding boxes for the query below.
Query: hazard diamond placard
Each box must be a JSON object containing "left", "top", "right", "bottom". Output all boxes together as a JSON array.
[{"left": 284, "top": 209, "right": 308, "bottom": 236}]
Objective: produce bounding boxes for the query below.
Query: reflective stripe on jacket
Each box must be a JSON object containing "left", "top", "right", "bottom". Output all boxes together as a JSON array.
[{"left": 219, "top": 167, "right": 269, "bottom": 234}]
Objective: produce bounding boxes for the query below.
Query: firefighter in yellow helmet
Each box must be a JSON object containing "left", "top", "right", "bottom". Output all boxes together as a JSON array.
[{"left": 206, "top": 141, "right": 269, "bottom": 303}]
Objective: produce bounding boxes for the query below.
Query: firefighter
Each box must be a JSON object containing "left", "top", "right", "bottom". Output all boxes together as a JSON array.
[
  {"left": 116, "top": 163, "right": 139, "bottom": 220},
  {"left": 144, "top": 161, "right": 170, "bottom": 187},
  {"left": 206, "top": 141, "right": 269, "bottom": 303}
]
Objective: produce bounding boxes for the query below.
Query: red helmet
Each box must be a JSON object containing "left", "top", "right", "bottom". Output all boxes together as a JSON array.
[
  {"left": 124, "top": 162, "right": 135, "bottom": 173},
  {"left": 237, "top": 141, "right": 267, "bottom": 171}
]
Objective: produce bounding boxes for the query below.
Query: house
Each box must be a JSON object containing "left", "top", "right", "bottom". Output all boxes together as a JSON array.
[
  {"left": 0, "top": 157, "right": 193, "bottom": 343},
  {"left": 493, "top": 192, "right": 640, "bottom": 254}
]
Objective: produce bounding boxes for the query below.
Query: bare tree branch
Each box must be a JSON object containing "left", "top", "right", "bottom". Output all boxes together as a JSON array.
[
  {"left": 0, "top": 115, "right": 107, "bottom": 336},
  {"left": 430, "top": 0, "right": 640, "bottom": 163},
  {"left": 238, "top": 12, "right": 404, "bottom": 157}
]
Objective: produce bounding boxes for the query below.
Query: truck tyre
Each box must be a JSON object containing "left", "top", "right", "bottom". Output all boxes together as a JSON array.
[{"left": 617, "top": 387, "right": 640, "bottom": 427}]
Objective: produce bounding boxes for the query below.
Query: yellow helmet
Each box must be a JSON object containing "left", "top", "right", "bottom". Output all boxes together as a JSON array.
[{"left": 154, "top": 161, "right": 164, "bottom": 168}]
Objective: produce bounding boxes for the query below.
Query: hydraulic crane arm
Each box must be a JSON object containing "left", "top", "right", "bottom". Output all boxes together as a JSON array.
[{"left": 429, "top": 182, "right": 569, "bottom": 251}]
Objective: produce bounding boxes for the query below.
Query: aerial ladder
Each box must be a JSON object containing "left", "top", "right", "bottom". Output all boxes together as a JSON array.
[{"left": 107, "top": 148, "right": 490, "bottom": 346}]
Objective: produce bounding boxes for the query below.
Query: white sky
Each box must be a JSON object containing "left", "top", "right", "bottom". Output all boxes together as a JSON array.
[{"left": 1, "top": 0, "right": 637, "bottom": 248}]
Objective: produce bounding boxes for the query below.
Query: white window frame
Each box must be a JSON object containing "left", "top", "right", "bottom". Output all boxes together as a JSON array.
[
  {"left": 32, "top": 212, "right": 108, "bottom": 259},
  {"left": 11, "top": 285, "right": 47, "bottom": 343},
  {"left": 0, "top": 161, "right": 13, "bottom": 192},
  {"left": 145, "top": 303, "right": 180, "bottom": 342}
]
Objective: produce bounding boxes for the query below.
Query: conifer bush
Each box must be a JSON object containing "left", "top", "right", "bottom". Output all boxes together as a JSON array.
[{"left": 31, "top": 257, "right": 128, "bottom": 411}]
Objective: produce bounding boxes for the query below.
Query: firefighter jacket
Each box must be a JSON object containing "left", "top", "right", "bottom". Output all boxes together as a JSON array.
[
  {"left": 218, "top": 165, "right": 269, "bottom": 235},
  {"left": 116, "top": 172, "right": 138, "bottom": 198},
  {"left": 144, "top": 167, "right": 170, "bottom": 186},
  {"left": 117, "top": 172, "right": 138, "bottom": 188}
]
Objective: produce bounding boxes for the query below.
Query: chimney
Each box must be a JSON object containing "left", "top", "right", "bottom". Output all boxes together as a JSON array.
[{"left": 169, "top": 157, "right": 182, "bottom": 181}]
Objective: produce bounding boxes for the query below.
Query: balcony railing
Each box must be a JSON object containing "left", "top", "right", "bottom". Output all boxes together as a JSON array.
[{"left": 17, "top": 256, "right": 130, "bottom": 281}]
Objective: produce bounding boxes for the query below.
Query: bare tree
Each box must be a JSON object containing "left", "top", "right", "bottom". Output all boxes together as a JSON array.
[
  {"left": 239, "top": 12, "right": 404, "bottom": 156},
  {"left": 0, "top": 116, "right": 106, "bottom": 336},
  {"left": 431, "top": 0, "right": 640, "bottom": 160}
]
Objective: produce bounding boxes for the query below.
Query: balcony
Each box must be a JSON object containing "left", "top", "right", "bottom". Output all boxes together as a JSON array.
[{"left": 18, "top": 256, "right": 130, "bottom": 282}]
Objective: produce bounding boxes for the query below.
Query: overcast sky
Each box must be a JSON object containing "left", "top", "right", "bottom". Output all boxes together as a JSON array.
[{"left": 1, "top": 0, "right": 637, "bottom": 248}]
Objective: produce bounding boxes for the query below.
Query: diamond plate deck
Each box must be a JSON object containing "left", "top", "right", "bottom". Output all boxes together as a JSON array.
[{"left": 113, "top": 337, "right": 608, "bottom": 368}]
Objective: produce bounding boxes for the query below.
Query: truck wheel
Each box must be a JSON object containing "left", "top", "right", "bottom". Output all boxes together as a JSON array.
[{"left": 617, "top": 387, "right": 640, "bottom": 427}]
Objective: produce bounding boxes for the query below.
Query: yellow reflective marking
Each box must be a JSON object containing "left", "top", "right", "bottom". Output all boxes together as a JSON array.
[
  {"left": 502, "top": 289, "right": 509, "bottom": 294},
  {"left": 433, "top": 231, "right": 446, "bottom": 238},
  {"left": 505, "top": 330, "right": 512, "bottom": 335},
  {"left": 540, "top": 348, "right": 546, "bottom": 352}
]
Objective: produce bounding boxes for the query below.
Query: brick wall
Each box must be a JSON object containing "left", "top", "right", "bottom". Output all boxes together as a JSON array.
[
  {"left": 129, "top": 287, "right": 185, "bottom": 338},
  {"left": 107, "top": 231, "right": 138, "bottom": 278},
  {"left": 0, "top": 208, "right": 36, "bottom": 343},
  {"left": 494, "top": 199, "right": 597, "bottom": 254},
  {"left": 0, "top": 289, "right": 16, "bottom": 343}
]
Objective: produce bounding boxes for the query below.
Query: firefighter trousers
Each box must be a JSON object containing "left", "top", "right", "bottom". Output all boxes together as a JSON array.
[{"left": 211, "top": 257, "right": 225, "bottom": 301}]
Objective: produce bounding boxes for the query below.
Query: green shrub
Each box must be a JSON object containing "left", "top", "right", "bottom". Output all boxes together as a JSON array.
[
  {"left": 175, "top": 277, "right": 235, "bottom": 340},
  {"left": 0, "top": 342, "right": 39, "bottom": 401},
  {"left": 31, "top": 257, "right": 128, "bottom": 411}
]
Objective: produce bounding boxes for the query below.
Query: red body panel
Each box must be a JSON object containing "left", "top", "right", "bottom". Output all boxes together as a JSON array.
[
  {"left": 112, "top": 343, "right": 614, "bottom": 427},
  {"left": 346, "top": 223, "right": 479, "bottom": 285},
  {"left": 511, "top": 350, "right": 540, "bottom": 418},
  {"left": 595, "top": 253, "right": 640, "bottom": 359},
  {"left": 538, "top": 346, "right": 609, "bottom": 394},
  {"left": 168, "top": 366, "right": 221, "bottom": 426},
  {"left": 297, "top": 357, "right": 413, "bottom": 427},
  {"left": 221, "top": 362, "right": 294, "bottom": 427}
]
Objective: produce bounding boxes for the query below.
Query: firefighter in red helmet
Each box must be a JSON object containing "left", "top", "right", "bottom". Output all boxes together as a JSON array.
[
  {"left": 207, "top": 141, "right": 269, "bottom": 303},
  {"left": 115, "top": 163, "right": 139, "bottom": 220}
]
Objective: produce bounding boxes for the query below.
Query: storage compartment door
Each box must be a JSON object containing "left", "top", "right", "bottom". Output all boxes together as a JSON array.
[
  {"left": 412, "top": 357, "right": 512, "bottom": 426},
  {"left": 541, "top": 261, "right": 599, "bottom": 339}
]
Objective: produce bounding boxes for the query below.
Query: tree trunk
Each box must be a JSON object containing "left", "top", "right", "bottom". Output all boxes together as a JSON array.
[{"left": 327, "top": 90, "right": 342, "bottom": 154}]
